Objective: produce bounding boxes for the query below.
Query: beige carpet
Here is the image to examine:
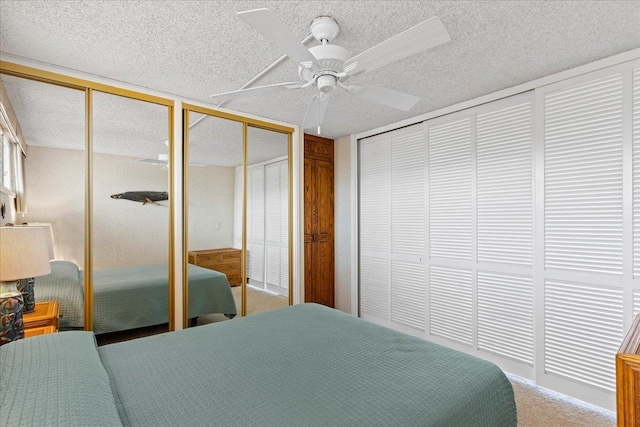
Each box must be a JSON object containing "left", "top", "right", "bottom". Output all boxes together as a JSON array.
[
  {"left": 508, "top": 374, "right": 615, "bottom": 426},
  {"left": 197, "top": 285, "right": 289, "bottom": 324}
]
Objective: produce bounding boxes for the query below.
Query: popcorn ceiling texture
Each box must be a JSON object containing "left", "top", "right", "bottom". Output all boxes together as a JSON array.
[{"left": 1, "top": 1, "right": 639, "bottom": 140}]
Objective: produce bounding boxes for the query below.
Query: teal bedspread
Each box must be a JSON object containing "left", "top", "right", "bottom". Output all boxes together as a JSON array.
[
  {"left": 99, "top": 304, "right": 517, "bottom": 426},
  {"left": 35, "top": 260, "right": 84, "bottom": 330},
  {"left": 92, "top": 263, "right": 237, "bottom": 334},
  {"left": 0, "top": 332, "right": 123, "bottom": 426},
  {"left": 35, "top": 261, "right": 237, "bottom": 334}
]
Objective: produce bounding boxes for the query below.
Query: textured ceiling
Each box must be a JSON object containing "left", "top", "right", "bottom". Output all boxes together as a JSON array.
[
  {"left": 1, "top": 0, "right": 639, "bottom": 142},
  {"left": 1, "top": 74, "right": 287, "bottom": 167}
]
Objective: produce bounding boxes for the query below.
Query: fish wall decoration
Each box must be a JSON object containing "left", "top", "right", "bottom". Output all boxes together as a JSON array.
[{"left": 111, "top": 191, "right": 168, "bottom": 205}]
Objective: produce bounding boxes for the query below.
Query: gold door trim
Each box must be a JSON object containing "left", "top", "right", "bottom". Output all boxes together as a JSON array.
[
  {"left": 182, "top": 103, "right": 294, "bottom": 134},
  {"left": 84, "top": 88, "right": 93, "bottom": 330},
  {"left": 1, "top": 61, "right": 176, "bottom": 333},
  {"left": 0, "top": 61, "right": 174, "bottom": 107}
]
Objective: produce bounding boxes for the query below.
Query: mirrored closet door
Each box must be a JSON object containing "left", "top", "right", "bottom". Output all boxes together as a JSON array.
[
  {"left": 92, "top": 91, "right": 171, "bottom": 337},
  {"left": 0, "top": 73, "right": 85, "bottom": 331},
  {"left": 184, "top": 110, "right": 243, "bottom": 326},
  {"left": 245, "top": 126, "right": 290, "bottom": 315}
]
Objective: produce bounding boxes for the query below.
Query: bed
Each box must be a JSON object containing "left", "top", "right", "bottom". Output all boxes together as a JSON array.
[
  {"left": 0, "top": 304, "right": 517, "bottom": 426},
  {"left": 34, "top": 260, "right": 237, "bottom": 334}
]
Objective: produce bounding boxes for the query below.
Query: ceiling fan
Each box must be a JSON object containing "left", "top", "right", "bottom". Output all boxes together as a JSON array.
[
  {"left": 128, "top": 154, "right": 204, "bottom": 168},
  {"left": 210, "top": 8, "right": 451, "bottom": 131}
]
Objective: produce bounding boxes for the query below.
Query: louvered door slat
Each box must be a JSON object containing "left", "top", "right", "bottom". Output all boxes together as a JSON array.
[
  {"left": 634, "top": 290, "right": 640, "bottom": 317},
  {"left": 633, "top": 68, "right": 640, "bottom": 277},
  {"left": 429, "top": 265, "right": 472, "bottom": 345},
  {"left": 429, "top": 118, "right": 472, "bottom": 260},
  {"left": 360, "top": 256, "right": 389, "bottom": 319},
  {"left": 280, "top": 162, "right": 288, "bottom": 244},
  {"left": 478, "top": 271, "right": 533, "bottom": 364},
  {"left": 265, "top": 163, "right": 280, "bottom": 242},
  {"left": 392, "top": 127, "right": 425, "bottom": 256},
  {"left": 391, "top": 260, "right": 425, "bottom": 331},
  {"left": 360, "top": 134, "right": 391, "bottom": 319},
  {"left": 544, "top": 279, "right": 623, "bottom": 391},
  {"left": 544, "top": 73, "right": 624, "bottom": 275},
  {"left": 477, "top": 100, "right": 533, "bottom": 265},
  {"left": 360, "top": 135, "right": 391, "bottom": 254}
]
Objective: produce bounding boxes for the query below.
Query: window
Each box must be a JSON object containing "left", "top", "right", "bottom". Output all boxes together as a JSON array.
[{"left": 1, "top": 131, "right": 16, "bottom": 194}]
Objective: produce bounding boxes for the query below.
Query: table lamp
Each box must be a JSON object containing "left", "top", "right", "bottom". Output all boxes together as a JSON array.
[
  {"left": 15, "top": 224, "right": 55, "bottom": 313},
  {"left": 0, "top": 226, "right": 52, "bottom": 345}
]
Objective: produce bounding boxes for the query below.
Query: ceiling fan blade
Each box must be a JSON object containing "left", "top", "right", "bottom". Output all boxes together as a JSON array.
[
  {"left": 343, "top": 16, "right": 450, "bottom": 77},
  {"left": 210, "top": 82, "right": 302, "bottom": 103},
  {"left": 238, "top": 8, "right": 320, "bottom": 71},
  {"left": 303, "top": 93, "right": 330, "bottom": 130},
  {"left": 344, "top": 84, "right": 421, "bottom": 111}
]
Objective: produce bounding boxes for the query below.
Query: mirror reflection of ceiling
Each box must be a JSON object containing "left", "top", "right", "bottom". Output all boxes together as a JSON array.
[
  {"left": 188, "top": 113, "right": 288, "bottom": 167},
  {"left": 1, "top": 74, "right": 85, "bottom": 150},
  {"left": 1, "top": 74, "right": 287, "bottom": 167}
]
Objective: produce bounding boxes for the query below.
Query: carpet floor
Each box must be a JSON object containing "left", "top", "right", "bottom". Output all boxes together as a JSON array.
[{"left": 508, "top": 374, "right": 615, "bottom": 426}]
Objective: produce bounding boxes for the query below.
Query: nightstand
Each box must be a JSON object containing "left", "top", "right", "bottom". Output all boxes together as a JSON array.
[
  {"left": 24, "top": 325, "right": 57, "bottom": 338},
  {"left": 23, "top": 300, "right": 60, "bottom": 335}
]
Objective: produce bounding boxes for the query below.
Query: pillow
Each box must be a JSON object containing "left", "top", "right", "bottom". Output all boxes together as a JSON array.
[{"left": 0, "top": 331, "right": 123, "bottom": 426}]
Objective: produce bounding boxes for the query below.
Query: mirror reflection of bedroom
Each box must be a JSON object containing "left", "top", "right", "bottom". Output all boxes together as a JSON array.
[
  {"left": 185, "top": 112, "right": 242, "bottom": 325},
  {"left": 185, "top": 110, "right": 290, "bottom": 325},
  {"left": 0, "top": 73, "right": 86, "bottom": 332},
  {"left": 92, "top": 91, "right": 172, "bottom": 342},
  {"left": 245, "top": 126, "right": 289, "bottom": 315}
]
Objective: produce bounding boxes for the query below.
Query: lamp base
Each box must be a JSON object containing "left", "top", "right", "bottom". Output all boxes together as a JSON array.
[
  {"left": 17, "top": 277, "right": 35, "bottom": 313},
  {"left": 0, "top": 281, "right": 25, "bottom": 346}
]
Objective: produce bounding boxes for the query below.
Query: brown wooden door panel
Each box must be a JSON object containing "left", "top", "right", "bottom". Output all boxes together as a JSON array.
[
  {"left": 316, "top": 160, "right": 334, "bottom": 236},
  {"left": 303, "top": 134, "right": 334, "bottom": 308},
  {"left": 304, "top": 240, "right": 315, "bottom": 302},
  {"left": 304, "top": 158, "right": 315, "bottom": 237},
  {"left": 317, "top": 239, "right": 335, "bottom": 307}
]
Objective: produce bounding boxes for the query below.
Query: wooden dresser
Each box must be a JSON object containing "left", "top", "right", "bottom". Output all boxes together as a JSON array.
[
  {"left": 23, "top": 300, "right": 60, "bottom": 338},
  {"left": 188, "top": 248, "right": 241, "bottom": 286}
]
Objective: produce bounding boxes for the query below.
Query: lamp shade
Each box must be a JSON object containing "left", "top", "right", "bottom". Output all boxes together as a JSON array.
[{"left": 0, "top": 226, "right": 52, "bottom": 281}]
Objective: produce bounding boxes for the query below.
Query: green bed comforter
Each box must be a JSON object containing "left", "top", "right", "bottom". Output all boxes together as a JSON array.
[
  {"left": 35, "top": 261, "right": 237, "bottom": 334},
  {"left": 99, "top": 304, "right": 517, "bottom": 426}
]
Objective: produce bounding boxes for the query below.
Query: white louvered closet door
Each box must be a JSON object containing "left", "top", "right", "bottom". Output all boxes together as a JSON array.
[
  {"left": 427, "top": 116, "right": 473, "bottom": 344},
  {"left": 358, "top": 60, "right": 638, "bottom": 409},
  {"left": 634, "top": 67, "right": 640, "bottom": 278},
  {"left": 476, "top": 97, "right": 534, "bottom": 366},
  {"left": 390, "top": 127, "right": 426, "bottom": 332},
  {"left": 265, "top": 160, "right": 288, "bottom": 297},
  {"left": 540, "top": 67, "right": 627, "bottom": 403},
  {"left": 248, "top": 166, "right": 265, "bottom": 288},
  {"left": 359, "top": 134, "right": 391, "bottom": 320}
]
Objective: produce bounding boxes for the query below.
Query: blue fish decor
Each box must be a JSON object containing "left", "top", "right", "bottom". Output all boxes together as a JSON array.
[{"left": 111, "top": 191, "right": 168, "bottom": 205}]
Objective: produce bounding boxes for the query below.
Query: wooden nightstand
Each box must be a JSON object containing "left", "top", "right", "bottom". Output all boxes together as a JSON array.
[
  {"left": 23, "top": 300, "right": 60, "bottom": 335},
  {"left": 24, "top": 326, "right": 57, "bottom": 338}
]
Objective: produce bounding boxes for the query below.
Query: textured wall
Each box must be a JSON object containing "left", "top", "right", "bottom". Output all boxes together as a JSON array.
[
  {"left": 24, "top": 146, "right": 234, "bottom": 269},
  {"left": 24, "top": 146, "right": 84, "bottom": 265},
  {"left": 334, "top": 135, "right": 351, "bottom": 314}
]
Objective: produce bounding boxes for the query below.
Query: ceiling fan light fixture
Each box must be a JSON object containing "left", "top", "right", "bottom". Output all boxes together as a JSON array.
[{"left": 317, "top": 75, "right": 337, "bottom": 93}]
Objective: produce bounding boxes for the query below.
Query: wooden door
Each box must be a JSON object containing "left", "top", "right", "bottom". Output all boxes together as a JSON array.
[{"left": 304, "top": 134, "right": 334, "bottom": 307}]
